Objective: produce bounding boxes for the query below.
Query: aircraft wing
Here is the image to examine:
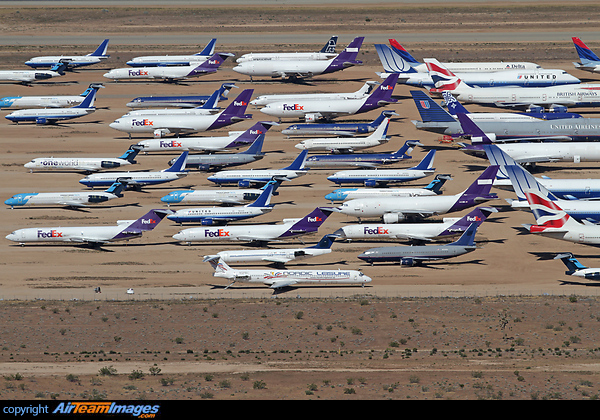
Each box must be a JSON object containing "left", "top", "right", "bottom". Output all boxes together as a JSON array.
[
  {"left": 58, "top": 201, "right": 88, "bottom": 207},
  {"left": 269, "top": 279, "right": 299, "bottom": 289},
  {"left": 67, "top": 236, "right": 111, "bottom": 245},
  {"left": 153, "top": 125, "right": 198, "bottom": 133},
  {"left": 215, "top": 199, "right": 245, "bottom": 205},
  {"left": 272, "top": 71, "right": 314, "bottom": 79},
  {"left": 512, "top": 156, "right": 559, "bottom": 164},
  {"left": 262, "top": 256, "right": 293, "bottom": 264}
]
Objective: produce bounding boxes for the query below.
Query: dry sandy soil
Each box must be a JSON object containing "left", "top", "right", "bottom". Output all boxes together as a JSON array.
[{"left": 1, "top": 1, "right": 600, "bottom": 401}]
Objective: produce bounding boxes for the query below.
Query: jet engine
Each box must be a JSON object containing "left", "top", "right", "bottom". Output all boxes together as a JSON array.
[
  {"left": 382, "top": 213, "right": 405, "bottom": 224},
  {"left": 237, "top": 180, "right": 251, "bottom": 188},
  {"left": 153, "top": 129, "right": 170, "bottom": 138},
  {"left": 304, "top": 113, "right": 323, "bottom": 123},
  {"left": 400, "top": 257, "right": 415, "bottom": 266},
  {"left": 364, "top": 180, "right": 378, "bottom": 187}
]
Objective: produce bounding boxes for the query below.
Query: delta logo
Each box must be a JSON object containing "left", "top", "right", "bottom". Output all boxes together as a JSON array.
[
  {"left": 363, "top": 226, "right": 389, "bottom": 235},
  {"left": 132, "top": 118, "right": 153, "bottom": 127},
  {"left": 283, "top": 104, "right": 305, "bottom": 111},
  {"left": 37, "top": 229, "right": 63, "bottom": 238},
  {"left": 159, "top": 140, "right": 182, "bottom": 148},
  {"left": 204, "top": 228, "right": 230, "bottom": 237},
  {"left": 128, "top": 69, "right": 149, "bottom": 77}
]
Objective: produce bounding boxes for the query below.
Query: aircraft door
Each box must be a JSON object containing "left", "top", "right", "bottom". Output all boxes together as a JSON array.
[{"left": 579, "top": 233, "right": 585, "bottom": 242}]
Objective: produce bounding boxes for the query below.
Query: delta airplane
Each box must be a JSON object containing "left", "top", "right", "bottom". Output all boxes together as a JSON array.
[
  {"left": 326, "top": 149, "right": 436, "bottom": 187},
  {"left": 232, "top": 36, "right": 363, "bottom": 81},
  {"left": 207, "top": 149, "right": 308, "bottom": 187},
  {"left": 334, "top": 206, "right": 496, "bottom": 243},
  {"left": 236, "top": 36, "right": 338, "bottom": 64},
  {"left": 0, "top": 62, "right": 67, "bottom": 85},
  {"left": 24, "top": 144, "right": 142, "bottom": 173},
  {"left": 166, "top": 182, "right": 275, "bottom": 225},
  {"left": 126, "top": 38, "right": 218, "bottom": 67},
  {"left": 375, "top": 44, "right": 579, "bottom": 88},
  {"left": 305, "top": 140, "right": 417, "bottom": 169},
  {"left": 136, "top": 121, "right": 276, "bottom": 153},
  {"left": 5, "top": 85, "right": 100, "bottom": 125},
  {"left": 357, "top": 222, "right": 479, "bottom": 266},
  {"left": 555, "top": 253, "right": 600, "bottom": 281},
  {"left": 161, "top": 180, "right": 281, "bottom": 206},
  {"left": 109, "top": 89, "right": 253, "bottom": 138},
  {"left": 571, "top": 37, "right": 600, "bottom": 74},
  {"left": 25, "top": 39, "right": 110, "bottom": 69},
  {"left": 204, "top": 234, "right": 337, "bottom": 266},
  {"left": 172, "top": 206, "right": 334, "bottom": 244},
  {"left": 5, "top": 179, "right": 128, "bottom": 209},
  {"left": 103, "top": 52, "right": 233, "bottom": 82},
  {"left": 282, "top": 110, "right": 396, "bottom": 137},
  {"left": 324, "top": 173, "right": 452, "bottom": 202},
  {"left": 259, "top": 73, "right": 398, "bottom": 123},
  {"left": 6, "top": 208, "right": 169, "bottom": 246},
  {"left": 0, "top": 83, "right": 104, "bottom": 109},
  {"left": 79, "top": 151, "right": 188, "bottom": 189},
  {"left": 335, "top": 165, "right": 498, "bottom": 223},
  {"left": 204, "top": 256, "right": 371, "bottom": 292},
  {"left": 126, "top": 82, "right": 236, "bottom": 108},
  {"left": 295, "top": 117, "right": 391, "bottom": 153}
]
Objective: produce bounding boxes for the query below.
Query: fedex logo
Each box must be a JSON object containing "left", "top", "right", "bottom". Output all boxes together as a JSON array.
[
  {"left": 141, "top": 218, "right": 157, "bottom": 224},
  {"left": 208, "top": 59, "right": 218, "bottom": 65},
  {"left": 249, "top": 130, "right": 263, "bottom": 135},
  {"left": 283, "top": 104, "right": 304, "bottom": 111},
  {"left": 128, "top": 69, "right": 149, "bottom": 77},
  {"left": 234, "top": 101, "right": 248, "bottom": 106},
  {"left": 363, "top": 227, "right": 389, "bottom": 235},
  {"left": 380, "top": 85, "right": 393, "bottom": 90},
  {"left": 204, "top": 229, "right": 230, "bottom": 237},
  {"left": 37, "top": 229, "right": 63, "bottom": 238},
  {"left": 159, "top": 140, "right": 182, "bottom": 148},
  {"left": 466, "top": 216, "right": 481, "bottom": 222},
  {"left": 132, "top": 119, "right": 153, "bottom": 127},
  {"left": 307, "top": 217, "right": 322, "bottom": 223}
]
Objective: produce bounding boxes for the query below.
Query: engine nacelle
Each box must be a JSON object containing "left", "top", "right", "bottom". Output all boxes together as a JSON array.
[
  {"left": 153, "top": 129, "right": 170, "bottom": 138},
  {"left": 527, "top": 105, "right": 544, "bottom": 113},
  {"left": 238, "top": 180, "right": 251, "bottom": 188},
  {"left": 549, "top": 104, "right": 568, "bottom": 113},
  {"left": 364, "top": 179, "right": 378, "bottom": 187},
  {"left": 400, "top": 257, "right": 414, "bottom": 266},
  {"left": 35, "top": 117, "right": 48, "bottom": 125},
  {"left": 471, "top": 132, "right": 496, "bottom": 143},
  {"left": 304, "top": 113, "right": 322, "bottom": 123},
  {"left": 201, "top": 219, "right": 214, "bottom": 226},
  {"left": 382, "top": 213, "right": 405, "bottom": 224}
]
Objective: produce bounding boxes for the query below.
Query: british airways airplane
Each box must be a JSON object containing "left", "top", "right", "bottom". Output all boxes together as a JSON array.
[
  {"left": 24, "top": 39, "right": 110, "bottom": 69},
  {"left": 126, "top": 38, "right": 218, "bottom": 67}
]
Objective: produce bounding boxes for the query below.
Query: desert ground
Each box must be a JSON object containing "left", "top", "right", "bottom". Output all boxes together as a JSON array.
[{"left": 1, "top": 1, "right": 600, "bottom": 401}]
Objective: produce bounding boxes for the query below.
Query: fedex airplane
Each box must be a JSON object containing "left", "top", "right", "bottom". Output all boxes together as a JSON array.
[
  {"left": 250, "top": 80, "right": 375, "bottom": 106},
  {"left": 305, "top": 140, "right": 417, "bottom": 169},
  {"left": 5, "top": 179, "right": 128, "bottom": 209},
  {"left": 232, "top": 36, "right": 364, "bottom": 81},
  {"left": 282, "top": 110, "right": 395, "bottom": 137},
  {"left": 0, "top": 83, "right": 104, "bottom": 109},
  {"left": 126, "top": 38, "right": 219, "bottom": 67},
  {"left": 161, "top": 179, "right": 281, "bottom": 206},
  {"left": 571, "top": 37, "right": 600, "bottom": 74},
  {"left": 555, "top": 253, "right": 600, "bottom": 281},
  {"left": 5, "top": 208, "right": 169, "bottom": 246},
  {"left": 172, "top": 207, "right": 334, "bottom": 244},
  {"left": 0, "top": 62, "right": 67, "bottom": 85},
  {"left": 236, "top": 36, "right": 338, "bottom": 63},
  {"left": 126, "top": 82, "right": 236, "bottom": 109},
  {"left": 25, "top": 39, "right": 110, "bottom": 69},
  {"left": 259, "top": 73, "right": 398, "bottom": 123},
  {"left": 24, "top": 144, "right": 142, "bottom": 173},
  {"left": 103, "top": 52, "right": 233, "bottom": 81}
]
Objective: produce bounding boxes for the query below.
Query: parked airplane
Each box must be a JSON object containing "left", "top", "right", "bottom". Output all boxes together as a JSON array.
[
  {"left": 232, "top": 36, "right": 363, "bottom": 81},
  {"left": 24, "top": 144, "right": 142, "bottom": 173},
  {"left": 326, "top": 149, "right": 436, "bottom": 187},
  {"left": 5, "top": 84, "right": 101, "bottom": 125},
  {"left": 204, "top": 256, "right": 371, "bottom": 292},
  {"left": 5, "top": 208, "right": 169, "bottom": 246},
  {"left": 236, "top": 36, "right": 338, "bottom": 64},
  {"left": 375, "top": 45, "right": 580, "bottom": 88},
  {"left": 109, "top": 89, "right": 253, "bottom": 138},
  {"left": 103, "top": 52, "right": 233, "bottom": 82},
  {"left": 126, "top": 82, "right": 236, "bottom": 109},
  {"left": 555, "top": 253, "right": 600, "bottom": 281},
  {"left": 571, "top": 37, "right": 600, "bottom": 74},
  {"left": 207, "top": 149, "right": 308, "bottom": 187},
  {"left": 324, "top": 173, "right": 452, "bottom": 202},
  {"left": 335, "top": 206, "right": 496, "bottom": 243},
  {"left": 161, "top": 179, "right": 281, "bottom": 206},
  {"left": 204, "top": 234, "right": 337, "bottom": 266},
  {"left": 334, "top": 165, "right": 498, "bottom": 223},
  {"left": 259, "top": 73, "right": 398, "bottom": 122},
  {"left": 282, "top": 110, "right": 396, "bottom": 137},
  {"left": 0, "top": 62, "right": 67, "bottom": 85},
  {"left": 79, "top": 151, "right": 188, "bottom": 189},
  {"left": 295, "top": 117, "right": 391, "bottom": 153},
  {"left": 250, "top": 81, "right": 374, "bottom": 107},
  {"left": 25, "top": 39, "right": 110, "bottom": 69},
  {"left": 0, "top": 83, "right": 104, "bottom": 109},
  {"left": 5, "top": 179, "right": 128, "bottom": 209},
  {"left": 172, "top": 207, "right": 334, "bottom": 244},
  {"left": 126, "top": 38, "right": 218, "bottom": 67},
  {"left": 305, "top": 140, "right": 418, "bottom": 169},
  {"left": 357, "top": 222, "right": 479, "bottom": 266}
]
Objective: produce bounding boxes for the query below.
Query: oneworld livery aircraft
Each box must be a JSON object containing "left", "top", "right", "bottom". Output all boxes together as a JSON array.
[{"left": 25, "top": 39, "right": 110, "bottom": 69}]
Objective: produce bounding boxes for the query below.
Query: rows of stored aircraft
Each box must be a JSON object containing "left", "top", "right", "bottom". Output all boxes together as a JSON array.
[{"left": 7, "top": 34, "right": 600, "bottom": 292}]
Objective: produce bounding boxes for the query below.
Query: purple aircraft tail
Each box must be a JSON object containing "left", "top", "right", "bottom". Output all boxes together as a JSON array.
[
  {"left": 357, "top": 73, "right": 399, "bottom": 113},
  {"left": 225, "top": 121, "right": 277, "bottom": 148},
  {"left": 439, "top": 207, "right": 498, "bottom": 238},
  {"left": 189, "top": 52, "right": 233, "bottom": 76},
  {"left": 280, "top": 207, "right": 335, "bottom": 238},
  {"left": 447, "top": 166, "right": 499, "bottom": 213},
  {"left": 113, "top": 209, "right": 171, "bottom": 240},
  {"left": 207, "top": 89, "right": 254, "bottom": 130}
]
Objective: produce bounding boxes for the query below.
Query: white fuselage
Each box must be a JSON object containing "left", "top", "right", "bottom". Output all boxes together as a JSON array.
[
  {"left": 334, "top": 219, "right": 460, "bottom": 241},
  {"left": 209, "top": 247, "right": 332, "bottom": 264},
  {"left": 480, "top": 142, "right": 600, "bottom": 164},
  {"left": 123, "top": 107, "right": 218, "bottom": 117},
  {"left": 327, "top": 169, "right": 434, "bottom": 185},
  {"left": 172, "top": 222, "right": 296, "bottom": 243},
  {"left": 295, "top": 136, "right": 387, "bottom": 152},
  {"left": 250, "top": 83, "right": 371, "bottom": 106},
  {"left": 0, "top": 69, "right": 62, "bottom": 83},
  {"left": 207, "top": 169, "right": 307, "bottom": 185},
  {"left": 167, "top": 206, "right": 272, "bottom": 223},
  {"left": 24, "top": 157, "right": 133, "bottom": 172},
  {"left": 6, "top": 225, "right": 129, "bottom": 244},
  {"left": 338, "top": 195, "right": 459, "bottom": 219},
  {"left": 0, "top": 95, "right": 85, "bottom": 109},
  {"left": 25, "top": 55, "right": 105, "bottom": 68},
  {"left": 233, "top": 59, "right": 333, "bottom": 78},
  {"left": 530, "top": 225, "right": 600, "bottom": 246},
  {"left": 109, "top": 113, "right": 222, "bottom": 135},
  {"left": 236, "top": 52, "right": 337, "bottom": 64},
  {"left": 260, "top": 98, "right": 366, "bottom": 119},
  {"left": 126, "top": 54, "right": 210, "bottom": 67},
  {"left": 5, "top": 191, "right": 119, "bottom": 208},
  {"left": 80, "top": 171, "right": 187, "bottom": 188},
  {"left": 214, "top": 267, "right": 371, "bottom": 288},
  {"left": 325, "top": 187, "right": 438, "bottom": 202},
  {"left": 411, "top": 61, "right": 541, "bottom": 73},
  {"left": 161, "top": 189, "right": 265, "bottom": 205},
  {"left": 137, "top": 133, "right": 240, "bottom": 152},
  {"left": 103, "top": 64, "right": 199, "bottom": 81},
  {"left": 6, "top": 107, "right": 94, "bottom": 122}
]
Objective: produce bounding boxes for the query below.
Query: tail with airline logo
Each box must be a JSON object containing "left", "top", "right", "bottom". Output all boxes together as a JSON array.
[
  {"left": 116, "top": 209, "right": 171, "bottom": 240},
  {"left": 358, "top": 73, "right": 399, "bottom": 112},
  {"left": 442, "top": 207, "right": 497, "bottom": 237},
  {"left": 220, "top": 89, "right": 253, "bottom": 121},
  {"left": 410, "top": 90, "right": 456, "bottom": 123},
  {"left": 190, "top": 52, "right": 233, "bottom": 76},
  {"left": 572, "top": 37, "right": 600, "bottom": 71},
  {"left": 226, "top": 121, "right": 277, "bottom": 149},
  {"left": 280, "top": 207, "right": 335, "bottom": 238},
  {"left": 388, "top": 39, "right": 421, "bottom": 65},
  {"left": 424, "top": 58, "right": 471, "bottom": 94},
  {"left": 375, "top": 43, "right": 418, "bottom": 74}
]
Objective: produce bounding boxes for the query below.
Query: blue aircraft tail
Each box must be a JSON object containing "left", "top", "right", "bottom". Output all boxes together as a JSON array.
[
  {"left": 240, "top": 135, "right": 265, "bottom": 156},
  {"left": 370, "top": 110, "right": 397, "bottom": 127},
  {"left": 442, "top": 91, "right": 470, "bottom": 115},
  {"left": 308, "top": 234, "right": 336, "bottom": 249},
  {"left": 449, "top": 222, "right": 478, "bottom": 247},
  {"left": 118, "top": 144, "right": 143, "bottom": 163},
  {"left": 246, "top": 182, "right": 274, "bottom": 208},
  {"left": 503, "top": 160, "right": 559, "bottom": 203},
  {"left": 74, "top": 86, "right": 100, "bottom": 109},
  {"left": 197, "top": 38, "right": 217, "bottom": 56},
  {"left": 219, "top": 83, "right": 237, "bottom": 100},
  {"left": 282, "top": 150, "right": 308, "bottom": 170},
  {"left": 410, "top": 90, "right": 455, "bottom": 123},
  {"left": 320, "top": 36, "right": 338, "bottom": 53},
  {"left": 164, "top": 151, "right": 188, "bottom": 173},
  {"left": 572, "top": 37, "right": 600, "bottom": 65},
  {"left": 409, "top": 149, "right": 436, "bottom": 171},
  {"left": 259, "top": 178, "right": 283, "bottom": 195},
  {"left": 393, "top": 140, "right": 421, "bottom": 159},
  {"left": 375, "top": 43, "right": 418, "bottom": 74},
  {"left": 200, "top": 87, "right": 222, "bottom": 110},
  {"left": 50, "top": 62, "right": 68, "bottom": 75},
  {"left": 88, "top": 39, "right": 110, "bottom": 57},
  {"left": 105, "top": 179, "right": 128, "bottom": 197},
  {"left": 424, "top": 174, "right": 452, "bottom": 194},
  {"left": 389, "top": 39, "right": 421, "bottom": 64},
  {"left": 555, "top": 252, "right": 587, "bottom": 275}
]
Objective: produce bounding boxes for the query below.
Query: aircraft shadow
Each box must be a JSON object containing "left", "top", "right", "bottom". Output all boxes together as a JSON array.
[
  {"left": 6, "top": 202, "right": 142, "bottom": 212},
  {"left": 362, "top": 259, "right": 486, "bottom": 269},
  {"left": 558, "top": 279, "right": 600, "bottom": 287},
  {"left": 207, "top": 283, "right": 372, "bottom": 295}
]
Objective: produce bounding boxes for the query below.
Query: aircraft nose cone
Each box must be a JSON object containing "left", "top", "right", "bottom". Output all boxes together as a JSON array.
[
  {"left": 4, "top": 197, "right": 19, "bottom": 207},
  {"left": 103, "top": 72, "right": 115, "bottom": 79},
  {"left": 172, "top": 232, "right": 185, "bottom": 241},
  {"left": 294, "top": 143, "right": 306, "bottom": 150},
  {"left": 324, "top": 192, "right": 344, "bottom": 202},
  {"left": 259, "top": 106, "right": 277, "bottom": 116}
]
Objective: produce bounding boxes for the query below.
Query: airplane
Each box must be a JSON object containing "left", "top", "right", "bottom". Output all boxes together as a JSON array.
[
  {"left": 0, "top": 62, "right": 67, "bottom": 85},
  {"left": 571, "top": 37, "right": 600, "bottom": 74},
  {"left": 259, "top": 73, "right": 398, "bottom": 123},
  {"left": 5, "top": 179, "right": 128, "bottom": 209},
  {"left": 232, "top": 36, "right": 364, "bottom": 81},
  {"left": 554, "top": 253, "right": 600, "bottom": 281},
  {"left": 109, "top": 89, "right": 253, "bottom": 138},
  {"left": 326, "top": 149, "right": 436, "bottom": 187},
  {"left": 5, "top": 84, "right": 101, "bottom": 125},
  {"left": 126, "top": 38, "right": 219, "bottom": 67},
  {"left": 236, "top": 36, "right": 338, "bottom": 64},
  {"left": 136, "top": 121, "right": 276, "bottom": 153},
  {"left": 0, "top": 83, "right": 105, "bottom": 109},
  {"left": 324, "top": 173, "right": 452, "bottom": 202},
  {"left": 24, "top": 39, "right": 110, "bottom": 69},
  {"left": 203, "top": 234, "right": 337, "bottom": 266},
  {"left": 334, "top": 165, "right": 498, "bottom": 223},
  {"left": 282, "top": 110, "right": 396, "bottom": 137},
  {"left": 166, "top": 181, "right": 276, "bottom": 225},
  {"left": 305, "top": 140, "right": 418, "bottom": 169},
  {"left": 24, "top": 144, "right": 142, "bottom": 173},
  {"left": 207, "top": 149, "right": 309, "bottom": 187},
  {"left": 5, "top": 208, "right": 170, "bottom": 246},
  {"left": 125, "top": 82, "right": 236, "bottom": 108},
  {"left": 374, "top": 44, "right": 580, "bottom": 88},
  {"left": 357, "top": 222, "right": 479, "bottom": 266},
  {"left": 294, "top": 117, "right": 391, "bottom": 153},
  {"left": 204, "top": 256, "right": 371, "bottom": 292},
  {"left": 161, "top": 179, "right": 282, "bottom": 206},
  {"left": 334, "top": 206, "right": 496, "bottom": 243},
  {"left": 79, "top": 151, "right": 188, "bottom": 189},
  {"left": 103, "top": 52, "right": 233, "bottom": 82},
  {"left": 172, "top": 206, "right": 334, "bottom": 244}
]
